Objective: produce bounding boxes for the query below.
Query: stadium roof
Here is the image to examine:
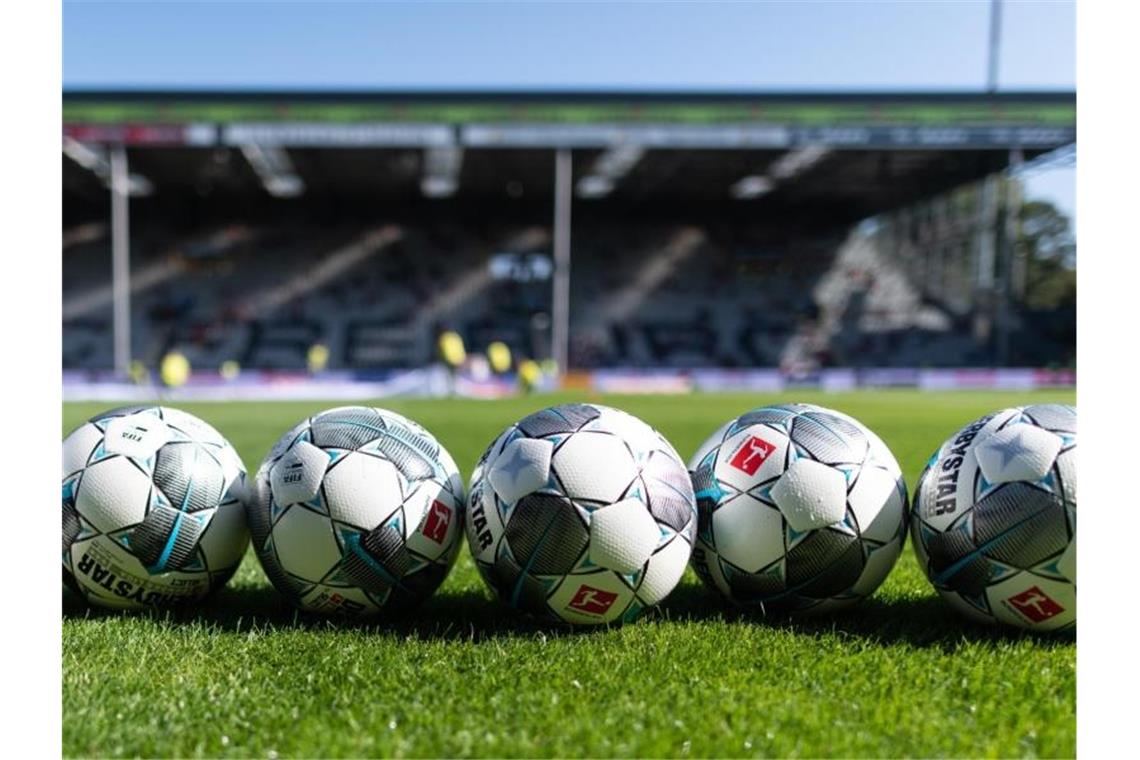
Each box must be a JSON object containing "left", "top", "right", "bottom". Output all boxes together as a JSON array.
[{"left": 63, "top": 90, "right": 1075, "bottom": 225}]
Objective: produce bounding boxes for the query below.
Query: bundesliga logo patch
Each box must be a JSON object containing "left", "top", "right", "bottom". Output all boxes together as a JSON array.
[
  {"left": 729, "top": 436, "right": 776, "bottom": 475},
  {"left": 1004, "top": 585, "right": 1065, "bottom": 623},
  {"left": 567, "top": 584, "right": 619, "bottom": 615},
  {"left": 422, "top": 500, "right": 451, "bottom": 544}
]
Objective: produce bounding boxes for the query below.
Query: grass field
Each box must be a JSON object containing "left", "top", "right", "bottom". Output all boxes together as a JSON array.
[{"left": 62, "top": 390, "right": 1076, "bottom": 758}]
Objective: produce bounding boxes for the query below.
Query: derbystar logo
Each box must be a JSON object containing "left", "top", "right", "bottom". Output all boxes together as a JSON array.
[
  {"left": 422, "top": 500, "right": 451, "bottom": 544},
  {"left": 567, "top": 585, "right": 619, "bottom": 616},
  {"left": 729, "top": 436, "right": 776, "bottom": 475},
  {"left": 1005, "top": 586, "right": 1065, "bottom": 623}
]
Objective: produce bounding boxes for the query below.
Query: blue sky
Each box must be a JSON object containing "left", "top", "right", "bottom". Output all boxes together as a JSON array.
[{"left": 63, "top": 1, "right": 1075, "bottom": 216}]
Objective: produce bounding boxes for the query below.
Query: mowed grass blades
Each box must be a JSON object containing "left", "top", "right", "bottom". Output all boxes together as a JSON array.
[{"left": 62, "top": 391, "right": 1076, "bottom": 758}]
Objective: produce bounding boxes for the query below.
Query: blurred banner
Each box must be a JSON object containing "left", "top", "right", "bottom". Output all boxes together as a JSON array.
[{"left": 63, "top": 366, "right": 1074, "bottom": 401}]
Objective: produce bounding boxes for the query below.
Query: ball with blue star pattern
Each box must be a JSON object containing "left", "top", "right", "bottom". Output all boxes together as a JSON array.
[
  {"left": 910, "top": 404, "right": 1076, "bottom": 631},
  {"left": 465, "top": 403, "right": 698, "bottom": 625},
  {"left": 63, "top": 406, "right": 250, "bottom": 609},
  {"left": 245, "top": 406, "right": 465, "bottom": 616},
  {"left": 688, "top": 403, "right": 909, "bottom": 614}
]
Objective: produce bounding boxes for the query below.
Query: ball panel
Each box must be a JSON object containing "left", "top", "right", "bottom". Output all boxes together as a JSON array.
[
  {"left": 545, "top": 571, "right": 634, "bottom": 624},
  {"left": 551, "top": 431, "right": 636, "bottom": 503},
  {"left": 153, "top": 442, "right": 226, "bottom": 513},
  {"left": 975, "top": 424, "right": 1062, "bottom": 485},
  {"left": 784, "top": 529, "right": 865, "bottom": 598},
  {"left": 1022, "top": 403, "right": 1077, "bottom": 434},
  {"left": 973, "top": 483, "right": 1067, "bottom": 568},
  {"left": 710, "top": 493, "right": 785, "bottom": 574},
  {"left": 68, "top": 535, "right": 213, "bottom": 609},
  {"left": 488, "top": 438, "right": 553, "bottom": 504},
  {"left": 487, "top": 550, "right": 551, "bottom": 615},
  {"left": 310, "top": 407, "right": 388, "bottom": 451},
  {"left": 714, "top": 426, "right": 789, "bottom": 493},
  {"left": 366, "top": 432, "right": 435, "bottom": 483},
  {"left": 851, "top": 540, "right": 904, "bottom": 597},
  {"left": 587, "top": 497, "right": 661, "bottom": 574},
  {"left": 159, "top": 407, "right": 229, "bottom": 446},
  {"left": 517, "top": 403, "right": 601, "bottom": 437},
  {"left": 505, "top": 493, "right": 589, "bottom": 576},
  {"left": 1056, "top": 529, "right": 1076, "bottom": 583},
  {"left": 269, "top": 439, "right": 330, "bottom": 507},
  {"left": 589, "top": 405, "right": 671, "bottom": 461},
  {"left": 63, "top": 423, "right": 104, "bottom": 478},
  {"left": 128, "top": 505, "right": 207, "bottom": 571},
  {"left": 637, "top": 536, "right": 692, "bottom": 606},
  {"left": 321, "top": 452, "right": 403, "bottom": 530},
  {"left": 297, "top": 583, "right": 381, "bottom": 616},
  {"left": 642, "top": 450, "right": 697, "bottom": 504},
  {"left": 645, "top": 479, "right": 696, "bottom": 535},
  {"left": 1055, "top": 447, "right": 1076, "bottom": 508},
  {"left": 404, "top": 484, "right": 462, "bottom": 561},
  {"left": 102, "top": 412, "right": 172, "bottom": 460},
  {"left": 984, "top": 574, "right": 1075, "bottom": 631},
  {"left": 770, "top": 458, "right": 848, "bottom": 532},
  {"left": 723, "top": 558, "right": 784, "bottom": 602},
  {"left": 788, "top": 412, "right": 868, "bottom": 465},
  {"left": 271, "top": 505, "right": 341, "bottom": 583},
  {"left": 465, "top": 479, "right": 505, "bottom": 564},
  {"left": 75, "top": 456, "right": 151, "bottom": 534},
  {"left": 848, "top": 465, "right": 906, "bottom": 544},
  {"left": 923, "top": 526, "right": 995, "bottom": 597},
  {"left": 198, "top": 495, "right": 249, "bottom": 574}
]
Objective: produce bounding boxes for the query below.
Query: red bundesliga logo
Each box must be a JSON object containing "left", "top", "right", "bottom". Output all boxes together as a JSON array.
[
  {"left": 729, "top": 436, "right": 777, "bottom": 475},
  {"left": 1005, "top": 585, "right": 1065, "bottom": 623},
  {"left": 567, "top": 585, "right": 619, "bottom": 615},
  {"left": 422, "top": 500, "right": 451, "bottom": 544}
]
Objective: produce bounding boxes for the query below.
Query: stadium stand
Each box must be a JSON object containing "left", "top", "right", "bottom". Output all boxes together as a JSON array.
[
  {"left": 62, "top": 92, "right": 1076, "bottom": 377},
  {"left": 62, "top": 204, "right": 1074, "bottom": 373}
]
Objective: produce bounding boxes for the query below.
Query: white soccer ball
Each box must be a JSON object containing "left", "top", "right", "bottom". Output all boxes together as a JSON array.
[
  {"left": 62, "top": 406, "right": 249, "bottom": 609},
  {"left": 466, "top": 403, "right": 697, "bottom": 625},
  {"left": 689, "top": 403, "right": 908, "bottom": 614},
  {"left": 910, "top": 404, "right": 1075, "bottom": 631},
  {"left": 246, "top": 406, "right": 464, "bottom": 616}
]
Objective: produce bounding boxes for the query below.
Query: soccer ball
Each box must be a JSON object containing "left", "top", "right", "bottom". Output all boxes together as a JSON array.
[
  {"left": 246, "top": 406, "right": 464, "bottom": 616},
  {"left": 688, "top": 403, "right": 908, "bottom": 614},
  {"left": 466, "top": 403, "right": 697, "bottom": 625},
  {"left": 62, "top": 406, "right": 249, "bottom": 609},
  {"left": 910, "top": 404, "right": 1076, "bottom": 631}
]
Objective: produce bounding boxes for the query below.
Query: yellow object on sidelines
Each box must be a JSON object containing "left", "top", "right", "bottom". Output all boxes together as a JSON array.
[
  {"left": 160, "top": 351, "right": 191, "bottom": 388},
  {"left": 128, "top": 360, "right": 149, "bottom": 385},
  {"left": 220, "top": 360, "right": 241, "bottom": 381},
  {"left": 518, "top": 358, "right": 541, "bottom": 392},
  {"left": 307, "top": 343, "right": 330, "bottom": 374},
  {"left": 487, "top": 341, "right": 512, "bottom": 374},
  {"left": 438, "top": 330, "right": 466, "bottom": 368}
]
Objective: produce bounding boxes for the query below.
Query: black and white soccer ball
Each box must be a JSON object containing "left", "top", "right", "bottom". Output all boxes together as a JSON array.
[
  {"left": 910, "top": 404, "right": 1076, "bottom": 631},
  {"left": 688, "top": 403, "right": 908, "bottom": 614},
  {"left": 466, "top": 403, "right": 697, "bottom": 625},
  {"left": 62, "top": 406, "right": 249, "bottom": 609},
  {"left": 246, "top": 406, "right": 464, "bottom": 616}
]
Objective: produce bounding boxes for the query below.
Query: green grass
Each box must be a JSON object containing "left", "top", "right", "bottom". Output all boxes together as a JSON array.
[{"left": 63, "top": 391, "right": 1076, "bottom": 758}]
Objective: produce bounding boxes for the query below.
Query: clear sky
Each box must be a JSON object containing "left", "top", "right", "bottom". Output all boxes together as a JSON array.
[{"left": 62, "top": 0, "right": 1075, "bottom": 217}]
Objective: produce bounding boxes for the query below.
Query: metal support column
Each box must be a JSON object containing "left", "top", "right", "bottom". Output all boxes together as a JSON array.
[
  {"left": 987, "top": 0, "right": 1002, "bottom": 92},
  {"left": 973, "top": 175, "right": 999, "bottom": 345},
  {"left": 995, "top": 146, "right": 1025, "bottom": 366},
  {"left": 110, "top": 144, "right": 132, "bottom": 378},
  {"left": 551, "top": 148, "right": 572, "bottom": 374}
]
